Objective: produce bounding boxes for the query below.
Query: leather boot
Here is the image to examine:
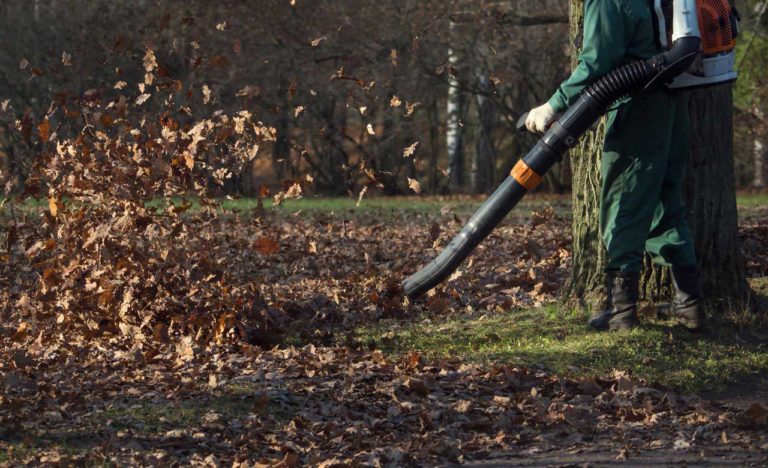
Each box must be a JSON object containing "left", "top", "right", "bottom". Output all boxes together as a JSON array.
[
  {"left": 670, "top": 265, "right": 705, "bottom": 330},
  {"left": 589, "top": 271, "right": 640, "bottom": 331}
]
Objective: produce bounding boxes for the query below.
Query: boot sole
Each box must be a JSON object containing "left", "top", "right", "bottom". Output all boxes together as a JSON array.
[
  {"left": 588, "top": 320, "right": 639, "bottom": 332},
  {"left": 609, "top": 321, "right": 639, "bottom": 331},
  {"left": 677, "top": 318, "right": 704, "bottom": 331}
]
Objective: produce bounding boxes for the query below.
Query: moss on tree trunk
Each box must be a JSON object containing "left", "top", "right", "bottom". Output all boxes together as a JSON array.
[{"left": 566, "top": 0, "right": 608, "bottom": 307}]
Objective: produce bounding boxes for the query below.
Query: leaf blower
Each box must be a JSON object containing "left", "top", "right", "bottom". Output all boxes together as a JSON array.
[{"left": 403, "top": 0, "right": 740, "bottom": 300}]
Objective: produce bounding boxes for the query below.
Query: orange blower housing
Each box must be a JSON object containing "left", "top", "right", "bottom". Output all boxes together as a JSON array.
[
  {"left": 697, "top": 0, "right": 738, "bottom": 55},
  {"left": 653, "top": 0, "right": 740, "bottom": 89}
]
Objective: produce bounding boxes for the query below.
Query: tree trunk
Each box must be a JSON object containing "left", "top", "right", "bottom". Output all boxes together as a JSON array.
[
  {"left": 427, "top": 92, "right": 441, "bottom": 194},
  {"left": 446, "top": 23, "right": 466, "bottom": 192},
  {"left": 378, "top": 101, "right": 399, "bottom": 195},
  {"left": 684, "top": 86, "right": 747, "bottom": 303},
  {"left": 642, "top": 86, "right": 748, "bottom": 303},
  {"left": 273, "top": 114, "right": 290, "bottom": 182},
  {"left": 566, "top": 2, "right": 748, "bottom": 307},
  {"left": 754, "top": 107, "right": 766, "bottom": 189},
  {"left": 315, "top": 98, "right": 349, "bottom": 195},
  {"left": 566, "top": 0, "right": 609, "bottom": 306},
  {"left": 474, "top": 71, "right": 497, "bottom": 193}
]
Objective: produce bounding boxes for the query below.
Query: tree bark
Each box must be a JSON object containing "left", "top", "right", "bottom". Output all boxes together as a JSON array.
[
  {"left": 314, "top": 98, "right": 349, "bottom": 195},
  {"left": 378, "top": 100, "right": 399, "bottom": 195},
  {"left": 427, "top": 92, "right": 441, "bottom": 194},
  {"left": 474, "top": 71, "right": 498, "bottom": 193},
  {"left": 753, "top": 107, "right": 766, "bottom": 189},
  {"left": 446, "top": 22, "right": 466, "bottom": 191},
  {"left": 566, "top": 0, "right": 609, "bottom": 306},
  {"left": 273, "top": 114, "right": 290, "bottom": 182},
  {"left": 685, "top": 86, "right": 747, "bottom": 303}
]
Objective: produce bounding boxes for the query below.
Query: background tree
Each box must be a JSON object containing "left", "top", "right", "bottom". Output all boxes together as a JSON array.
[
  {"left": 735, "top": 1, "right": 768, "bottom": 190},
  {"left": 0, "top": 0, "right": 764, "bottom": 199}
]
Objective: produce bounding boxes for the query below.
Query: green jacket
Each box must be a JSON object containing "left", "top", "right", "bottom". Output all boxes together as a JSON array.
[{"left": 548, "top": 0, "right": 662, "bottom": 113}]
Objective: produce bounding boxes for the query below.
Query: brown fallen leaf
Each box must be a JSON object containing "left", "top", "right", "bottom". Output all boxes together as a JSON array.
[
  {"left": 254, "top": 236, "right": 280, "bottom": 255},
  {"left": 454, "top": 400, "right": 473, "bottom": 414},
  {"left": 404, "top": 378, "right": 431, "bottom": 396},
  {"left": 744, "top": 403, "right": 768, "bottom": 426}
]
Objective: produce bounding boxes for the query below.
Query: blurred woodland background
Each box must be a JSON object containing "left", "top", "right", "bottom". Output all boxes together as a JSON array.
[{"left": 0, "top": 0, "right": 763, "bottom": 199}]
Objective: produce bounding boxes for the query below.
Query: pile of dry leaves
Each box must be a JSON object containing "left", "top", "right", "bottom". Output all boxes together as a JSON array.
[{"left": 2, "top": 45, "right": 296, "bottom": 347}]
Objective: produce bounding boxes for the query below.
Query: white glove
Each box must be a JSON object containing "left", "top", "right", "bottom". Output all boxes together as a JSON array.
[{"left": 525, "top": 102, "right": 558, "bottom": 134}]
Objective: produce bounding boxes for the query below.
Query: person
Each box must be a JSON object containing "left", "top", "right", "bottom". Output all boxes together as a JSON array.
[{"left": 525, "top": 0, "right": 704, "bottom": 331}]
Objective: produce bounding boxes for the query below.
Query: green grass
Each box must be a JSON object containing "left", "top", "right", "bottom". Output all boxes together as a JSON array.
[
  {"left": 0, "top": 196, "right": 552, "bottom": 218},
  {"left": 0, "top": 382, "right": 293, "bottom": 463},
  {"left": 0, "top": 440, "right": 104, "bottom": 466},
  {"left": 737, "top": 192, "right": 768, "bottom": 208},
  {"left": 98, "top": 382, "right": 293, "bottom": 435},
  {"left": 233, "top": 196, "right": 481, "bottom": 213},
  {"left": 353, "top": 305, "right": 768, "bottom": 394},
  {"left": 212, "top": 191, "right": 765, "bottom": 215},
  {"left": 5, "top": 191, "right": 762, "bottom": 219}
]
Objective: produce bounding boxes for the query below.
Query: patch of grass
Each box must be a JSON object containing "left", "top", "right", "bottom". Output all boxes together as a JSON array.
[
  {"left": 226, "top": 196, "right": 484, "bottom": 214},
  {"left": 354, "top": 305, "right": 768, "bottom": 393},
  {"left": 98, "top": 383, "right": 291, "bottom": 435},
  {"left": 3, "top": 191, "right": 762, "bottom": 217},
  {"left": 0, "top": 383, "right": 294, "bottom": 464},
  {"left": 101, "top": 402, "right": 205, "bottom": 433},
  {"left": 0, "top": 439, "right": 102, "bottom": 466},
  {"left": 737, "top": 191, "right": 768, "bottom": 208},
  {"left": 2, "top": 195, "right": 569, "bottom": 220},
  {"left": 225, "top": 195, "right": 571, "bottom": 216}
]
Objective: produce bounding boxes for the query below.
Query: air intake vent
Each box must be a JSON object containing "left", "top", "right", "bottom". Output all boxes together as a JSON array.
[{"left": 698, "top": 0, "right": 735, "bottom": 54}]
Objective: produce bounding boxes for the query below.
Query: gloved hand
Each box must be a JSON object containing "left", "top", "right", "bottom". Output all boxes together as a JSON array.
[{"left": 525, "top": 102, "right": 558, "bottom": 134}]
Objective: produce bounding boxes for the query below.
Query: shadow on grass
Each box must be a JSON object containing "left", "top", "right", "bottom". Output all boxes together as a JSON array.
[
  {"left": 355, "top": 304, "right": 768, "bottom": 394},
  {"left": 0, "top": 384, "right": 298, "bottom": 463}
]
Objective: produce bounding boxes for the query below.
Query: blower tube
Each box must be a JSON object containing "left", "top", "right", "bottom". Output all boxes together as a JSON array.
[{"left": 402, "top": 33, "right": 701, "bottom": 300}]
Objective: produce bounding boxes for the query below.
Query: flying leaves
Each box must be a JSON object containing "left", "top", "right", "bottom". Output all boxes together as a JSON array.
[
  {"left": 37, "top": 119, "right": 50, "bottom": 141},
  {"left": 202, "top": 84, "right": 212, "bottom": 104},
  {"left": 143, "top": 47, "right": 157, "bottom": 85},
  {"left": 0, "top": 37, "right": 295, "bottom": 362},
  {"left": 48, "top": 196, "right": 59, "bottom": 217},
  {"left": 407, "top": 177, "right": 421, "bottom": 194},
  {"left": 135, "top": 93, "right": 151, "bottom": 106},
  {"left": 403, "top": 141, "right": 419, "bottom": 158}
]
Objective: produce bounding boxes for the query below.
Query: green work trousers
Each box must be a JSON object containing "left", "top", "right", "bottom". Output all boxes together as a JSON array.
[{"left": 600, "top": 89, "right": 698, "bottom": 273}]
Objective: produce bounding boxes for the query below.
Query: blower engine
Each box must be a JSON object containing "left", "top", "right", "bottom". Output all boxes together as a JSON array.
[
  {"left": 402, "top": 0, "right": 740, "bottom": 300},
  {"left": 653, "top": 0, "right": 741, "bottom": 89}
]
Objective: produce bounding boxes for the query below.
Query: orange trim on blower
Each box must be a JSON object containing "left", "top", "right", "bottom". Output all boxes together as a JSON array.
[{"left": 511, "top": 160, "right": 543, "bottom": 190}]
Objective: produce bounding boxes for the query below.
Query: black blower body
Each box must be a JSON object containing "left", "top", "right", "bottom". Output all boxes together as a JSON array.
[{"left": 402, "top": 35, "right": 703, "bottom": 300}]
